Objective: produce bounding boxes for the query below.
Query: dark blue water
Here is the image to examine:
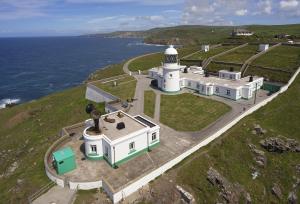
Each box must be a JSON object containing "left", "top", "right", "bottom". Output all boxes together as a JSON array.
[{"left": 0, "top": 37, "right": 166, "bottom": 105}]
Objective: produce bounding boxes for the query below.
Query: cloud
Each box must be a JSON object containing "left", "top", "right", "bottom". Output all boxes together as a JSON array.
[
  {"left": 256, "top": 0, "right": 272, "bottom": 15},
  {"left": 279, "top": 0, "right": 299, "bottom": 10},
  {"left": 235, "top": 9, "right": 248, "bottom": 16},
  {"left": 65, "top": 0, "right": 183, "bottom": 6}
]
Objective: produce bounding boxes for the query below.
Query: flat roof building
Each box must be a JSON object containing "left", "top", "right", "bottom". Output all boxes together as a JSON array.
[{"left": 83, "top": 111, "right": 160, "bottom": 168}]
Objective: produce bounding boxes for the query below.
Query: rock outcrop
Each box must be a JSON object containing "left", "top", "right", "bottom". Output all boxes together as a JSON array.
[
  {"left": 248, "top": 144, "right": 267, "bottom": 167},
  {"left": 176, "top": 185, "right": 195, "bottom": 204},
  {"left": 260, "top": 137, "right": 300, "bottom": 153},
  {"left": 207, "top": 167, "right": 250, "bottom": 203},
  {"left": 271, "top": 183, "right": 282, "bottom": 199}
]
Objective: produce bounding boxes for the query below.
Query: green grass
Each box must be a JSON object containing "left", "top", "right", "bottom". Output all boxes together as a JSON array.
[
  {"left": 93, "top": 76, "right": 137, "bottom": 101},
  {"left": 176, "top": 74, "right": 300, "bottom": 203},
  {"left": 245, "top": 66, "right": 292, "bottom": 83},
  {"left": 86, "top": 63, "right": 125, "bottom": 81},
  {"left": 252, "top": 45, "right": 300, "bottom": 72},
  {"left": 74, "top": 189, "right": 99, "bottom": 204},
  {"left": 128, "top": 47, "right": 199, "bottom": 72},
  {"left": 0, "top": 86, "right": 104, "bottom": 204},
  {"left": 144, "top": 90, "right": 156, "bottom": 118},
  {"left": 207, "top": 61, "right": 242, "bottom": 73},
  {"left": 215, "top": 45, "right": 259, "bottom": 63},
  {"left": 186, "top": 45, "right": 237, "bottom": 60},
  {"left": 160, "top": 93, "right": 231, "bottom": 131}
]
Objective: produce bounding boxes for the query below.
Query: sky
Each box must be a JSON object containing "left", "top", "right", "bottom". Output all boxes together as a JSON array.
[{"left": 0, "top": 0, "right": 300, "bottom": 37}]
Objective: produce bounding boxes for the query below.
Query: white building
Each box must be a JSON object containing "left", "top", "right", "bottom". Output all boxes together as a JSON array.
[
  {"left": 149, "top": 46, "right": 264, "bottom": 100},
  {"left": 232, "top": 28, "right": 254, "bottom": 36},
  {"left": 259, "top": 44, "right": 269, "bottom": 52},
  {"left": 201, "top": 45, "right": 209, "bottom": 52},
  {"left": 83, "top": 111, "right": 160, "bottom": 167},
  {"left": 152, "top": 45, "right": 186, "bottom": 92}
]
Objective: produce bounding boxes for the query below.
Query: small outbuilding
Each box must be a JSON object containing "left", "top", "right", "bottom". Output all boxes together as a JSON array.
[
  {"left": 259, "top": 44, "right": 269, "bottom": 52},
  {"left": 201, "top": 45, "right": 209, "bottom": 52},
  {"left": 52, "top": 147, "right": 76, "bottom": 175}
]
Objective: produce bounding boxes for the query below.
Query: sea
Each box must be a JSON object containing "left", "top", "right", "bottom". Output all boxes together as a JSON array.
[{"left": 0, "top": 37, "right": 166, "bottom": 108}]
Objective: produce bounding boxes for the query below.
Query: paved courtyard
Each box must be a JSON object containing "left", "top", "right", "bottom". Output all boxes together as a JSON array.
[{"left": 47, "top": 75, "right": 270, "bottom": 193}]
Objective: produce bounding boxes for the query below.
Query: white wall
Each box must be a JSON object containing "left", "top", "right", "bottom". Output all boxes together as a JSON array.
[
  {"left": 85, "top": 84, "right": 118, "bottom": 103},
  {"left": 113, "top": 131, "right": 148, "bottom": 163},
  {"left": 162, "top": 68, "right": 180, "bottom": 92},
  {"left": 84, "top": 137, "right": 103, "bottom": 158},
  {"left": 219, "top": 71, "right": 241, "bottom": 80},
  {"left": 214, "top": 85, "right": 240, "bottom": 100}
]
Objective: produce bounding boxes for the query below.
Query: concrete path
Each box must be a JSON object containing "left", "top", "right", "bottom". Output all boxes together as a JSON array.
[
  {"left": 154, "top": 93, "right": 161, "bottom": 122},
  {"left": 32, "top": 186, "right": 76, "bottom": 204},
  {"left": 241, "top": 43, "right": 282, "bottom": 76}
]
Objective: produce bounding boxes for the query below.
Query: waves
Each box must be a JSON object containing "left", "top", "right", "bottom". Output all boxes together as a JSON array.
[
  {"left": 0, "top": 98, "right": 21, "bottom": 109},
  {"left": 127, "top": 42, "right": 166, "bottom": 47}
]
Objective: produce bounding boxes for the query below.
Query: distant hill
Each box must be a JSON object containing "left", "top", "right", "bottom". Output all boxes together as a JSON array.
[{"left": 83, "top": 24, "right": 300, "bottom": 45}]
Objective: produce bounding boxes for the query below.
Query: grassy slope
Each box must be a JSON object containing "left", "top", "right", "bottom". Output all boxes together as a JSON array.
[
  {"left": 160, "top": 93, "right": 231, "bottom": 131},
  {"left": 186, "top": 45, "right": 237, "bottom": 60},
  {"left": 93, "top": 76, "right": 136, "bottom": 101},
  {"left": 215, "top": 45, "right": 258, "bottom": 63},
  {"left": 0, "top": 63, "right": 125, "bottom": 203},
  {"left": 128, "top": 46, "right": 199, "bottom": 72},
  {"left": 176, "top": 75, "right": 300, "bottom": 203},
  {"left": 0, "top": 86, "right": 104, "bottom": 203},
  {"left": 86, "top": 63, "right": 125, "bottom": 81},
  {"left": 144, "top": 90, "right": 156, "bottom": 118},
  {"left": 251, "top": 45, "right": 300, "bottom": 71}
]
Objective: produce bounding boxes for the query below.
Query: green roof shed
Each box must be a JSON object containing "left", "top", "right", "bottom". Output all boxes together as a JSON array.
[{"left": 52, "top": 147, "right": 76, "bottom": 175}]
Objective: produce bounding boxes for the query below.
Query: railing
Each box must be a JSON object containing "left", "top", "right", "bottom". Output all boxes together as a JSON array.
[{"left": 27, "top": 181, "right": 56, "bottom": 203}]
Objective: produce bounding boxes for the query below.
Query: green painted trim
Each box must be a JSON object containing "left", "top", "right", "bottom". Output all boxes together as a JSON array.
[
  {"left": 115, "top": 142, "right": 160, "bottom": 167},
  {"left": 128, "top": 149, "right": 136, "bottom": 154},
  {"left": 87, "top": 155, "right": 103, "bottom": 161},
  {"left": 149, "top": 141, "right": 160, "bottom": 149}
]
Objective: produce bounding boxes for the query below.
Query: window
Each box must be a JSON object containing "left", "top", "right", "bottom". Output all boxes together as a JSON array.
[
  {"left": 129, "top": 142, "right": 135, "bottom": 151},
  {"left": 188, "top": 81, "right": 191, "bottom": 87},
  {"left": 226, "top": 90, "right": 231, "bottom": 96},
  {"left": 196, "top": 83, "right": 200, "bottom": 89},
  {"left": 222, "top": 74, "right": 225, "bottom": 78},
  {"left": 91, "top": 145, "right": 97, "bottom": 153},
  {"left": 201, "top": 86, "right": 204, "bottom": 92},
  {"left": 170, "top": 74, "right": 172, "bottom": 78},
  {"left": 216, "top": 87, "right": 219, "bottom": 93},
  {"left": 152, "top": 132, "right": 157, "bottom": 141},
  {"left": 229, "top": 75, "right": 233, "bottom": 79}
]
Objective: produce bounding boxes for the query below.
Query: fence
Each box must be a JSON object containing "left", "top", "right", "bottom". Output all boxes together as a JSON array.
[{"left": 27, "top": 181, "right": 56, "bottom": 203}]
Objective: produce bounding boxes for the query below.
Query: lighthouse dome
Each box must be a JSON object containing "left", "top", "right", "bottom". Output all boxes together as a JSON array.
[{"left": 164, "top": 45, "right": 178, "bottom": 55}]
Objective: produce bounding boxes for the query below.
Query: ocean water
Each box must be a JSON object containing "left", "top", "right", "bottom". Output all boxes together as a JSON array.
[{"left": 0, "top": 37, "right": 166, "bottom": 106}]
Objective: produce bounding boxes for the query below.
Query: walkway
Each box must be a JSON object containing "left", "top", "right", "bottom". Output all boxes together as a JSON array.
[{"left": 32, "top": 186, "right": 76, "bottom": 204}]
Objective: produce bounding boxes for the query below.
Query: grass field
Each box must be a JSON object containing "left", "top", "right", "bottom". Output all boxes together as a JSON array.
[
  {"left": 0, "top": 86, "right": 104, "bottom": 204},
  {"left": 128, "top": 46, "right": 199, "bottom": 72},
  {"left": 186, "top": 45, "right": 237, "bottom": 60},
  {"left": 160, "top": 93, "right": 231, "bottom": 131},
  {"left": 94, "top": 76, "right": 136, "bottom": 101},
  {"left": 207, "top": 61, "right": 242, "bottom": 73},
  {"left": 251, "top": 45, "right": 300, "bottom": 72},
  {"left": 176, "top": 75, "right": 300, "bottom": 203},
  {"left": 144, "top": 90, "right": 156, "bottom": 118},
  {"left": 245, "top": 66, "right": 292, "bottom": 83},
  {"left": 215, "top": 45, "right": 259, "bottom": 63},
  {"left": 86, "top": 63, "right": 125, "bottom": 82}
]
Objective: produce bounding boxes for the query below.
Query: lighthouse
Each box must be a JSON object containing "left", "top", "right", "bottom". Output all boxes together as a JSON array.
[{"left": 162, "top": 45, "right": 181, "bottom": 92}]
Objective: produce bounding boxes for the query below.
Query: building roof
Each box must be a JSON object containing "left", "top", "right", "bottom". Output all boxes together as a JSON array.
[
  {"left": 164, "top": 45, "right": 178, "bottom": 55},
  {"left": 99, "top": 111, "right": 147, "bottom": 141},
  {"left": 181, "top": 72, "right": 262, "bottom": 89},
  {"left": 52, "top": 147, "right": 75, "bottom": 162}
]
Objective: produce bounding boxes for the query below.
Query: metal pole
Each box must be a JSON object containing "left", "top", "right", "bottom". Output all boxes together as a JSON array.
[{"left": 254, "top": 82, "right": 258, "bottom": 104}]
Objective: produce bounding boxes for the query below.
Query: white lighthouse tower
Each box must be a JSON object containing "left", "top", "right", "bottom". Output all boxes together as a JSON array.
[{"left": 162, "top": 45, "right": 181, "bottom": 92}]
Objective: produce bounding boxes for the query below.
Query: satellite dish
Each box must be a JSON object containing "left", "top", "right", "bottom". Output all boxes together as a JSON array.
[{"left": 86, "top": 104, "right": 95, "bottom": 114}]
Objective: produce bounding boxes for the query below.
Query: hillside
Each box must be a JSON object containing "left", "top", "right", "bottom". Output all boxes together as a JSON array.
[{"left": 85, "top": 24, "right": 300, "bottom": 45}]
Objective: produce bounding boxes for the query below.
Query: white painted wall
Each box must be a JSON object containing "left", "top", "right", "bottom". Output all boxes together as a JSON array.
[
  {"left": 259, "top": 44, "right": 269, "bottom": 52},
  {"left": 219, "top": 70, "right": 241, "bottom": 80},
  {"left": 162, "top": 68, "right": 180, "bottom": 92}
]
